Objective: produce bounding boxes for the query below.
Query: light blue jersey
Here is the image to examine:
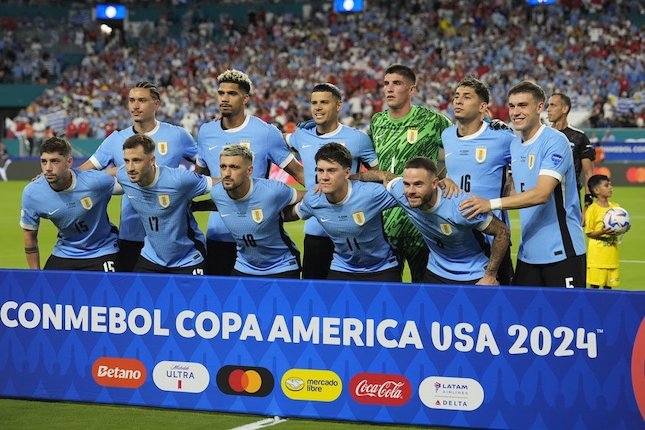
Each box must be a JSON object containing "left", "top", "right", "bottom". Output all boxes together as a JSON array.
[
  {"left": 287, "top": 124, "right": 378, "bottom": 236},
  {"left": 510, "top": 125, "right": 586, "bottom": 264},
  {"left": 116, "top": 166, "right": 211, "bottom": 268},
  {"left": 89, "top": 121, "right": 197, "bottom": 241},
  {"left": 20, "top": 169, "right": 119, "bottom": 259},
  {"left": 387, "top": 178, "right": 493, "bottom": 281},
  {"left": 442, "top": 122, "right": 514, "bottom": 243},
  {"left": 197, "top": 115, "right": 296, "bottom": 241},
  {"left": 296, "top": 180, "right": 397, "bottom": 273},
  {"left": 210, "top": 178, "right": 300, "bottom": 276}
]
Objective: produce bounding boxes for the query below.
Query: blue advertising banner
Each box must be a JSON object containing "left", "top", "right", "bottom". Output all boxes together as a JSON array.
[
  {"left": 0, "top": 269, "right": 644, "bottom": 429},
  {"left": 601, "top": 142, "right": 645, "bottom": 161}
]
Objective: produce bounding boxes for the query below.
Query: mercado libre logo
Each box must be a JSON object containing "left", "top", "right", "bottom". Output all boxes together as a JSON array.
[
  {"left": 418, "top": 376, "right": 484, "bottom": 411},
  {"left": 152, "top": 361, "right": 210, "bottom": 393},
  {"left": 92, "top": 357, "right": 146, "bottom": 389},
  {"left": 349, "top": 372, "right": 412, "bottom": 406},
  {"left": 216, "top": 365, "right": 274, "bottom": 397},
  {"left": 282, "top": 369, "right": 342, "bottom": 402}
]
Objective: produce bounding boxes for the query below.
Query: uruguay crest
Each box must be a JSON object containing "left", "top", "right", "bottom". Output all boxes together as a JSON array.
[
  {"left": 158, "top": 194, "right": 170, "bottom": 208},
  {"left": 475, "top": 146, "right": 487, "bottom": 163},
  {"left": 157, "top": 141, "right": 168, "bottom": 156},
  {"left": 352, "top": 211, "right": 366, "bottom": 226},
  {"left": 440, "top": 223, "right": 452, "bottom": 235},
  {"left": 406, "top": 128, "right": 419, "bottom": 144},
  {"left": 528, "top": 154, "right": 535, "bottom": 170},
  {"left": 252, "top": 208, "right": 264, "bottom": 223},
  {"left": 80, "top": 197, "right": 93, "bottom": 210}
]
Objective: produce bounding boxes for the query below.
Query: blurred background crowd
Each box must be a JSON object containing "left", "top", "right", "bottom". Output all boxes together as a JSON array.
[{"left": 1, "top": 0, "right": 643, "bottom": 143}]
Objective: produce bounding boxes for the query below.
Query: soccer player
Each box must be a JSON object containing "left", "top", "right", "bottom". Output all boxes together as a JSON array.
[
  {"left": 195, "top": 69, "right": 305, "bottom": 276},
  {"left": 116, "top": 134, "right": 212, "bottom": 275},
  {"left": 21, "top": 137, "right": 120, "bottom": 271},
  {"left": 286, "top": 83, "right": 379, "bottom": 279},
  {"left": 461, "top": 81, "right": 587, "bottom": 288},
  {"left": 285, "top": 143, "right": 400, "bottom": 282},
  {"left": 210, "top": 144, "right": 303, "bottom": 278},
  {"left": 546, "top": 92, "right": 595, "bottom": 207},
  {"left": 442, "top": 77, "right": 516, "bottom": 285},
  {"left": 80, "top": 81, "right": 197, "bottom": 272},
  {"left": 360, "top": 157, "right": 509, "bottom": 285},
  {"left": 585, "top": 175, "right": 625, "bottom": 289},
  {"left": 369, "top": 64, "right": 453, "bottom": 283}
]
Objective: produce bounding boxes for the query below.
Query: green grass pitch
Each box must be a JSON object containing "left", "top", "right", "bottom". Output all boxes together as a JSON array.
[{"left": 0, "top": 180, "right": 642, "bottom": 428}]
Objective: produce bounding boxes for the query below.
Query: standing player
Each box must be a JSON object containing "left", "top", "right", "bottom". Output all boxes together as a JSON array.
[
  {"left": 286, "top": 83, "right": 379, "bottom": 279},
  {"left": 442, "top": 77, "right": 516, "bottom": 285},
  {"left": 21, "top": 137, "right": 120, "bottom": 271},
  {"left": 116, "top": 134, "right": 212, "bottom": 275},
  {"left": 195, "top": 69, "right": 305, "bottom": 276},
  {"left": 210, "top": 144, "right": 303, "bottom": 278},
  {"left": 80, "top": 81, "right": 198, "bottom": 272},
  {"left": 546, "top": 92, "right": 595, "bottom": 207},
  {"left": 369, "top": 64, "right": 452, "bottom": 282},
  {"left": 285, "top": 143, "right": 400, "bottom": 282},
  {"left": 461, "top": 81, "right": 587, "bottom": 288}
]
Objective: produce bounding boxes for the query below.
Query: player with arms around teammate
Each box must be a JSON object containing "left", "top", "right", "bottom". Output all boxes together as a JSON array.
[
  {"left": 210, "top": 144, "right": 303, "bottom": 278},
  {"left": 284, "top": 143, "right": 400, "bottom": 282},
  {"left": 286, "top": 83, "right": 379, "bottom": 280},
  {"left": 443, "top": 77, "right": 516, "bottom": 285},
  {"left": 80, "top": 81, "right": 197, "bottom": 272},
  {"left": 461, "top": 81, "right": 586, "bottom": 288},
  {"left": 116, "top": 135, "right": 212, "bottom": 275},
  {"left": 21, "top": 137, "right": 120, "bottom": 271},
  {"left": 369, "top": 64, "right": 453, "bottom": 282},
  {"left": 195, "top": 69, "right": 305, "bottom": 276}
]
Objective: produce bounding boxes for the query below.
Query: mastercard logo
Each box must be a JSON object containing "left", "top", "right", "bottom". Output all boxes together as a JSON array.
[{"left": 216, "top": 365, "right": 274, "bottom": 397}]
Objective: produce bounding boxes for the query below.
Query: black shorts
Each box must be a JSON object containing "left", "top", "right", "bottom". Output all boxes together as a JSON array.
[
  {"left": 514, "top": 254, "right": 586, "bottom": 288},
  {"left": 231, "top": 268, "right": 301, "bottom": 279},
  {"left": 422, "top": 269, "right": 479, "bottom": 285},
  {"left": 134, "top": 256, "right": 205, "bottom": 275},
  {"left": 117, "top": 239, "right": 144, "bottom": 272},
  {"left": 327, "top": 266, "right": 401, "bottom": 283},
  {"left": 302, "top": 234, "right": 334, "bottom": 280},
  {"left": 496, "top": 245, "right": 515, "bottom": 286},
  {"left": 44, "top": 253, "right": 120, "bottom": 272},
  {"left": 206, "top": 240, "right": 236, "bottom": 276}
]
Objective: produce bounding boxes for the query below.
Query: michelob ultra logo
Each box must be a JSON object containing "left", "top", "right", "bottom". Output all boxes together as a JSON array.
[
  {"left": 152, "top": 361, "right": 209, "bottom": 393},
  {"left": 282, "top": 369, "right": 342, "bottom": 402},
  {"left": 216, "top": 365, "right": 274, "bottom": 397},
  {"left": 92, "top": 357, "right": 146, "bottom": 389}
]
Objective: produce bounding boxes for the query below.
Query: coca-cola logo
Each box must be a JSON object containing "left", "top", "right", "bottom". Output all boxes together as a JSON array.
[{"left": 349, "top": 373, "right": 412, "bottom": 406}]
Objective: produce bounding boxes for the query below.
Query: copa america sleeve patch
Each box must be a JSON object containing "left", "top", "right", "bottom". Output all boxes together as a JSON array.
[{"left": 551, "top": 154, "right": 563, "bottom": 166}]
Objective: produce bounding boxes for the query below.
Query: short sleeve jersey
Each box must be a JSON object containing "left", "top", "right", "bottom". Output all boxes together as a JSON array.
[{"left": 584, "top": 201, "right": 620, "bottom": 269}]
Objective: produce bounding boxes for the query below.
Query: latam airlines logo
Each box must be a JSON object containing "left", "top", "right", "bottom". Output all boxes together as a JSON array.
[
  {"left": 349, "top": 373, "right": 412, "bottom": 406},
  {"left": 418, "top": 376, "right": 484, "bottom": 411},
  {"left": 152, "top": 361, "right": 210, "bottom": 393},
  {"left": 92, "top": 357, "right": 146, "bottom": 389},
  {"left": 216, "top": 365, "right": 274, "bottom": 397},
  {"left": 282, "top": 369, "right": 342, "bottom": 402}
]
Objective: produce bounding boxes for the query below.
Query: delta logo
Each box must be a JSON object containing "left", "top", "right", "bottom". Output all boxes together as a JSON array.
[
  {"left": 349, "top": 373, "right": 411, "bottom": 406},
  {"left": 281, "top": 369, "right": 342, "bottom": 402},
  {"left": 419, "top": 376, "right": 484, "bottom": 411},
  {"left": 152, "top": 360, "right": 210, "bottom": 393},
  {"left": 92, "top": 357, "right": 146, "bottom": 389},
  {"left": 216, "top": 365, "right": 274, "bottom": 397}
]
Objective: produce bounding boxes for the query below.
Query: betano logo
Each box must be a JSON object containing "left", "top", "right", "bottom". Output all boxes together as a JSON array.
[
  {"left": 216, "top": 365, "right": 274, "bottom": 397},
  {"left": 92, "top": 357, "right": 146, "bottom": 389},
  {"left": 281, "top": 369, "right": 342, "bottom": 402},
  {"left": 152, "top": 360, "right": 209, "bottom": 393},
  {"left": 350, "top": 372, "right": 411, "bottom": 406},
  {"left": 418, "top": 376, "right": 484, "bottom": 411}
]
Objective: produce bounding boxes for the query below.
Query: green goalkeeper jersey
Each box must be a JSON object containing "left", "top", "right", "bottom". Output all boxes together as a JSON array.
[{"left": 369, "top": 105, "right": 452, "bottom": 239}]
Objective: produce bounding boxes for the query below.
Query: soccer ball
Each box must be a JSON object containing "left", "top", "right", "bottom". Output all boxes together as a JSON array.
[{"left": 603, "top": 207, "right": 630, "bottom": 234}]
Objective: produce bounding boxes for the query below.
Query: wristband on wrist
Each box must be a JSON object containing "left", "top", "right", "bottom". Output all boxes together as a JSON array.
[{"left": 489, "top": 198, "right": 503, "bottom": 211}]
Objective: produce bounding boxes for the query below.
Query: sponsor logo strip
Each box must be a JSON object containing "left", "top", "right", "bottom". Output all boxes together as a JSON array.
[
  {"left": 92, "top": 357, "right": 146, "bottom": 389},
  {"left": 350, "top": 372, "right": 412, "bottom": 406},
  {"left": 418, "top": 376, "right": 484, "bottom": 411},
  {"left": 281, "top": 369, "right": 342, "bottom": 402},
  {"left": 152, "top": 360, "right": 210, "bottom": 393},
  {"left": 216, "top": 365, "right": 274, "bottom": 397}
]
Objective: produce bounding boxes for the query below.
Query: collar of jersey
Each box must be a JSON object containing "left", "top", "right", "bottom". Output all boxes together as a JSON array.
[
  {"left": 317, "top": 123, "right": 343, "bottom": 137},
  {"left": 521, "top": 124, "right": 546, "bottom": 146},
  {"left": 133, "top": 120, "right": 160, "bottom": 136},
  {"left": 236, "top": 178, "right": 255, "bottom": 201},
  {"left": 328, "top": 180, "right": 352, "bottom": 205},
  {"left": 387, "top": 105, "right": 417, "bottom": 122},
  {"left": 457, "top": 121, "right": 488, "bottom": 141},
  {"left": 60, "top": 169, "right": 77, "bottom": 192},
  {"left": 143, "top": 164, "right": 161, "bottom": 188},
  {"left": 221, "top": 115, "right": 250, "bottom": 133}
]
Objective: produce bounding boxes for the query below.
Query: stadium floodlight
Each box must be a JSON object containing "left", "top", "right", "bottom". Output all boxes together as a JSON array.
[
  {"left": 95, "top": 4, "right": 127, "bottom": 21},
  {"left": 334, "top": 0, "right": 364, "bottom": 13}
]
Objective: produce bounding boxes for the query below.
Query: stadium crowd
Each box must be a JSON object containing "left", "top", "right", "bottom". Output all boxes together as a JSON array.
[{"left": 2, "top": 0, "right": 644, "bottom": 140}]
